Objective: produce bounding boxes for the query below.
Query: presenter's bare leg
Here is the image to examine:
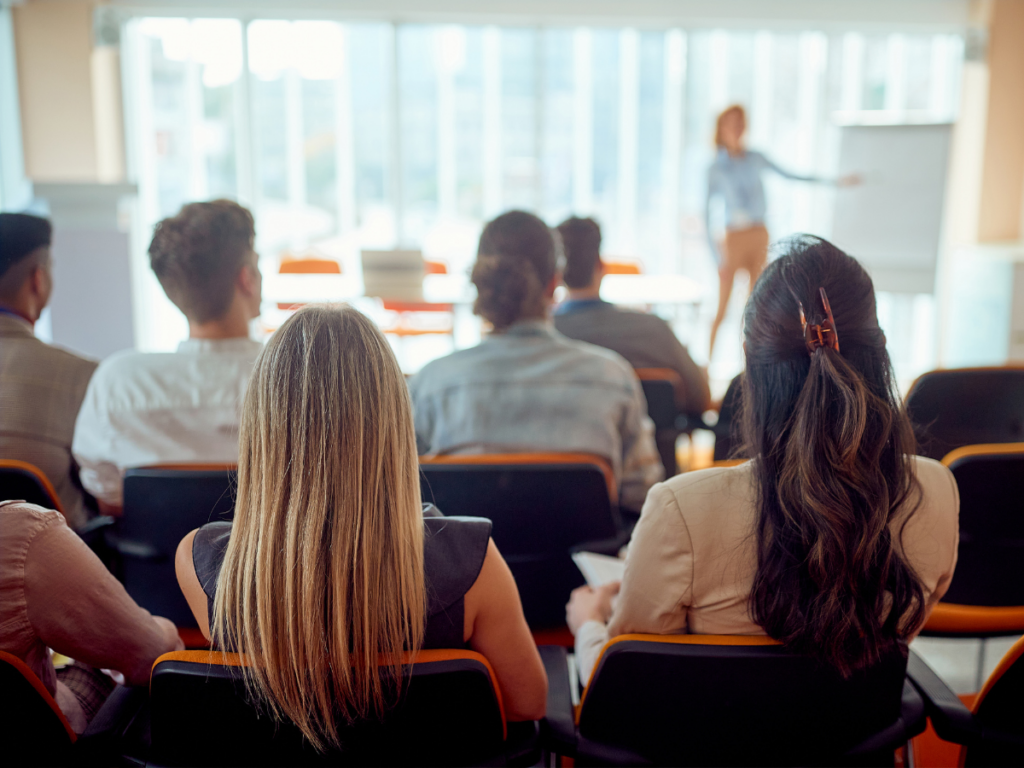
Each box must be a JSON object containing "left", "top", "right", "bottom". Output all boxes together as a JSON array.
[
  {"left": 708, "top": 225, "right": 769, "bottom": 361},
  {"left": 709, "top": 258, "right": 736, "bottom": 362}
]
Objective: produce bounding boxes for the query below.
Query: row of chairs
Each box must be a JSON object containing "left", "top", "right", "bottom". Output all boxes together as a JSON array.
[
  {"left": 714, "top": 365, "right": 1024, "bottom": 462},
  {"left": 1, "top": 440, "right": 1022, "bottom": 639},
  {"left": 5, "top": 631, "right": 1022, "bottom": 766}
]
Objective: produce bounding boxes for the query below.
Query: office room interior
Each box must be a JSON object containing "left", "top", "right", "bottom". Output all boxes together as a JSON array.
[{"left": 0, "top": 0, "right": 1023, "bottom": 766}]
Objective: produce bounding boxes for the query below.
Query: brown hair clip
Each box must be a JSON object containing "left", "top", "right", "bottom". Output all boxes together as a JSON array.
[{"left": 798, "top": 287, "right": 840, "bottom": 354}]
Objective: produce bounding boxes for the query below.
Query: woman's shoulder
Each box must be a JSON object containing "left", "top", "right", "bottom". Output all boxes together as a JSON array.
[
  {"left": 641, "top": 462, "right": 757, "bottom": 533},
  {"left": 423, "top": 509, "right": 492, "bottom": 616},
  {"left": 192, "top": 521, "right": 233, "bottom": 600},
  {"left": 660, "top": 462, "right": 755, "bottom": 504},
  {"left": 907, "top": 455, "right": 959, "bottom": 519}
]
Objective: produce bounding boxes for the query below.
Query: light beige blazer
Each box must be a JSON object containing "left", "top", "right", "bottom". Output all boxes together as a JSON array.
[{"left": 576, "top": 456, "right": 960, "bottom": 681}]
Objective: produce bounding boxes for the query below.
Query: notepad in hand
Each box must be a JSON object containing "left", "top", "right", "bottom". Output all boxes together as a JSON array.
[{"left": 572, "top": 551, "right": 626, "bottom": 588}]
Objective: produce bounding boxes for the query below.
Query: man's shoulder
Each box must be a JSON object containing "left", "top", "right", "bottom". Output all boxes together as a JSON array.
[
  {"left": 4, "top": 335, "right": 98, "bottom": 380},
  {"left": 410, "top": 345, "right": 485, "bottom": 390},
  {"left": 551, "top": 331, "right": 638, "bottom": 382},
  {"left": 30, "top": 339, "right": 98, "bottom": 373}
]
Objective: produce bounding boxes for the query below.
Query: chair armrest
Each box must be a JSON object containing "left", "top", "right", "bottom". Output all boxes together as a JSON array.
[
  {"left": 846, "top": 679, "right": 927, "bottom": 757},
  {"left": 76, "top": 515, "right": 117, "bottom": 538},
  {"left": 76, "top": 684, "right": 149, "bottom": 765},
  {"left": 105, "top": 533, "right": 163, "bottom": 560},
  {"left": 907, "top": 649, "right": 981, "bottom": 745},
  {"left": 537, "top": 645, "right": 577, "bottom": 756}
]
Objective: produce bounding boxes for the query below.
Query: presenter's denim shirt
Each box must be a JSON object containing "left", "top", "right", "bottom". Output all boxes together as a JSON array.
[{"left": 408, "top": 320, "right": 663, "bottom": 512}]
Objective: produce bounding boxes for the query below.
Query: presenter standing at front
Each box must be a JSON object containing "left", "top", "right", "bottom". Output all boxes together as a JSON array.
[{"left": 706, "top": 105, "right": 859, "bottom": 360}]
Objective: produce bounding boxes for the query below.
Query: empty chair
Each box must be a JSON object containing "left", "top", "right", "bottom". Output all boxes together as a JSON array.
[
  {"left": 113, "top": 465, "right": 236, "bottom": 628},
  {"left": 635, "top": 367, "right": 695, "bottom": 477},
  {"left": 419, "top": 453, "right": 622, "bottom": 628},
  {"left": 543, "top": 635, "right": 926, "bottom": 766},
  {"left": 147, "top": 648, "right": 541, "bottom": 766},
  {"left": 922, "top": 444, "right": 1024, "bottom": 638},
  {"left": 909, "top": 635, "right": 1024, "bottom": 767},
  {"left": 0, "top": 650, "right": 77, "bottom": 767},
  {"left": 0, "top": 459, "right": 63, "bottom": 512},
  {"left": 905, "top": 367, "right": 1024, "bottom": 460}
]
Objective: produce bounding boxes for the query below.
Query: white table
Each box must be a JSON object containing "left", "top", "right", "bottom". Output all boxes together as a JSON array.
[{"left": 262, "top": 272, "right": 705, "bottom": 308}]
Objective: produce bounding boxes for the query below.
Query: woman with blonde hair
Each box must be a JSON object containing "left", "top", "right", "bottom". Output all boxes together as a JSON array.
[
  {"left": 176, "top": 304, "right": 546, "bottom": 752},
  {"left": 706, "top": 105, "right": 859, "bottom": 360}
]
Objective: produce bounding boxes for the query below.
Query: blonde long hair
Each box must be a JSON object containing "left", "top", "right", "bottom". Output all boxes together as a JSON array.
[{"left": 212, "top": 305, "right": 425, "bottom": 752}]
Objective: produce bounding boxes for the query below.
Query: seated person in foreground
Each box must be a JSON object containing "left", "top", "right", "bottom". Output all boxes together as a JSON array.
[
  {"left": 0, "top": 213, "right": 97, "bottom": 527},
  {"left": 72, "top": 200, "right": 263, "bottom": 508},
  {"left": 410, "top": 210, "right": 663, "bottom": 512},
  {"left": 566, "top": 236, "right": 959, "bottom": 682},
  {"left": 0, "top": 500, "right": 182, "bottom": 732},
  {"left": 554, "top": 216, "right": 710, "bottom": 417},
  {"left": 176, "top": 305, "right": 547, "bottom": 751}
]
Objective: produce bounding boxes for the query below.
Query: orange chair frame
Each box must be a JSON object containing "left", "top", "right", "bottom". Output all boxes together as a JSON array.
[
  {"left": 0, "top": 649, "right": 77, "bottom": 743},
  {"left": 0, "top": 459, "right": 64, "bottom": 513},
  {"left": 921, "top": 443, "right": 1024, "bottom": 635}
]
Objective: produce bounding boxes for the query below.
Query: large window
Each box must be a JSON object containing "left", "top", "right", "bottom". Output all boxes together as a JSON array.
[{"left": 123, "top": 18, "right": 963, "bottom": 383}]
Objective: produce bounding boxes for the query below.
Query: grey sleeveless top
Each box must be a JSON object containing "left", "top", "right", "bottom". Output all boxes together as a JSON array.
[{"left": 192, "top": 504, "right": 491, "bottom": 649}]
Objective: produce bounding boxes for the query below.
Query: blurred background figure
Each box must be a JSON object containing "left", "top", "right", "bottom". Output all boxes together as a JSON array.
[
  {"left": 555, "top": 216, "right": 710, "bottom": 417},
  {"left": 706, "top": 105, "right": 860, "bottom": 361}
]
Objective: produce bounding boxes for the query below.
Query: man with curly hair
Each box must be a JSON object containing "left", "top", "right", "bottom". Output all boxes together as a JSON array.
[{"left": 72, "top": 200, "right": 263, "bottom": 509}]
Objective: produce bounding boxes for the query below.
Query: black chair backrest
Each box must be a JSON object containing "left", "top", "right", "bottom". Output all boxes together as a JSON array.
[
  {"left": 0, "top": 460, "right": 62, "bottom": 511},
  {"left": 968, "top": 636, "right": 1024, "bottom": 767},
  {"left": 578, "top": 636, "right": 910, "bottom": 767},
  {"left": 150, "top": 650, "right": 507, "bottom": 767},
  {"left": 119, "top": 467, "right": 237, "bottom": 626},
  {"left": 0, "top": 651, "right": 76, "bottom": 767},
  {"left": 639, "top": 378, "right": 678, "bottom": 431},
  {"left": 906, "top": 368, "right": 1024, "bottom": 460},
  {"left": 941, "top": 446, "right": 1024, "bottom": 607},
  {"left": 713, "top": 373, "right": 746, "bottom": 461},
  {"left": 419, "top": 455, "right": 619, "bottom": 628}
]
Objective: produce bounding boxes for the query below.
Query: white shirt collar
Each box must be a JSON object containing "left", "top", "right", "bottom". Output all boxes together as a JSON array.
[{"left": 176, "top": 337, "right": 263, "bottom": 354}]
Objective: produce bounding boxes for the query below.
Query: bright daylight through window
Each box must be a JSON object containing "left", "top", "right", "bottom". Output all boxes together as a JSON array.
[{"left": 122, "top": 18, "right": 963, "bottom": 386}]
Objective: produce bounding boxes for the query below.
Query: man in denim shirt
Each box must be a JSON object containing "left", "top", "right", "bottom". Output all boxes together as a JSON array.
[{"left": 409, "top": 211, "right": 663, "bottom": 513}]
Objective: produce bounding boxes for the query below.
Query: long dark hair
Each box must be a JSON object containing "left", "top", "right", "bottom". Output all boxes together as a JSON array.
[{"left": 742, "top": 236, "right": 924, "bottom": 676}]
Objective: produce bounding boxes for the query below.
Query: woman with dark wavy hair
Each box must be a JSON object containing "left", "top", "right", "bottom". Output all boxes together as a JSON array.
[{"left": 567, "top": 236, "right": 959, "bottom": 681}]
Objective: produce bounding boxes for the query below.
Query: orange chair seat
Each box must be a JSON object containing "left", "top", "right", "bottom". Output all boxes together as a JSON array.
[{"left": 923, "top": 603, "right": 1024, "bottom": 635}]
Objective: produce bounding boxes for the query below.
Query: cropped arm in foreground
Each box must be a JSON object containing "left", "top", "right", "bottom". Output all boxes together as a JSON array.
[
  {"left": 25, "top": 510, "right": 182, "bottom": 686},
  {"left": 575, "top": 483, "right": 693, "bottom": 682}
]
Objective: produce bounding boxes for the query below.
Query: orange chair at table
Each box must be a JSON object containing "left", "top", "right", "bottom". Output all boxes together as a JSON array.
[
  {"left": 382, "top": 259, "right": 454, "bottom": 337},
  {"left": 275, "top": 255, "right": 342, "bottom": 310},
  {"left": 601, "top": 258, "right": 643, "bottom": 275}
]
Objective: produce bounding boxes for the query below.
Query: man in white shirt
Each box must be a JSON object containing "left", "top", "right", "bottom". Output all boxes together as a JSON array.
[{"left": 72, "top": 200, "right": 263, "bottom": 509}]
